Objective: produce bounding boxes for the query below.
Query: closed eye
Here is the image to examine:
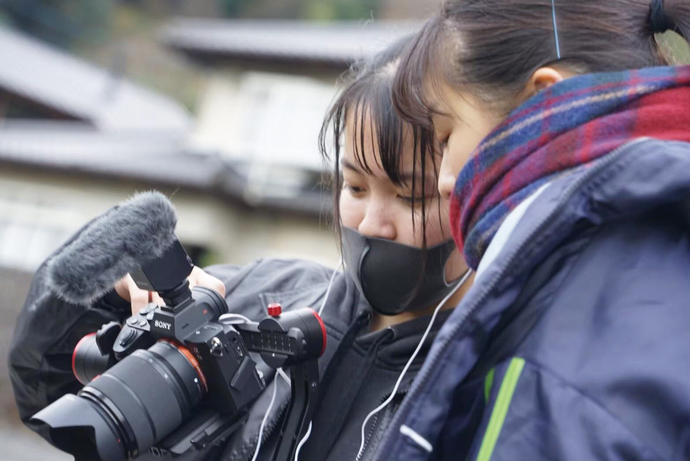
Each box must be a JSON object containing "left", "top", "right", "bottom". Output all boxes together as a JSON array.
[
  {"left": 344, "top": 184, "right": 365, "bottom": 195},
  {"left": 398, "top": 194, "right": 435, "bottom": 206}
]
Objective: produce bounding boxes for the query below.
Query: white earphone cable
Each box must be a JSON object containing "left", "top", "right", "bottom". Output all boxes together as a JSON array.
[
  {"left": 218, "top": 313, "right": 255, "bottom": 325},
  {"left": 294, "top": 421, "right": 313, "bottom": 461},
  {"left": 293, "top": 257, "right": 343, "bottom": 460},
  {"left": 354, "top": 269, "right": 473, "bottom": 461},
  {"left": 251, "top": 368, "right": 291, "bottom": 461},
  {"left": 319, "top": 256, "right": 344, "bottom": 317},
  {"left": 252, "top": 258, "right": 343, "bottom": 461}
]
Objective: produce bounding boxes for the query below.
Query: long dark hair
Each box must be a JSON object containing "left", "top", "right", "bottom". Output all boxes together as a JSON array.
[
  {"left": 320, "top": 35, "right": 440, "bottom": 250},
  {"left": 393, "top": 0, "right": 690, "bottom": 123}
]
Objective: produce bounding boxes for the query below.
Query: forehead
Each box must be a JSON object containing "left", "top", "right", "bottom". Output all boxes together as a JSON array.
[
  {"left": 343, "top": 105, "right": 417, "bottom": 175},
  {"left": 425, "top": 79, "right": 462, "bottom": 120}
]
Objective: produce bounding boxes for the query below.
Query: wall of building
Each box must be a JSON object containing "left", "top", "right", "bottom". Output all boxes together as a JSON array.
[
  {"left": 192, "top": 68, "right": 339, "bottom": 173},
  {"left": 0, "top": 166, "right": 340, "bottom": 272}
]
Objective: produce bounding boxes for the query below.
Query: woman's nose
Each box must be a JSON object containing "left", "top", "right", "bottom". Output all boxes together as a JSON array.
[
  {"left": 357, "top": 203, "right": 397, "bottom": 241},
  {"left": 438, "top": 155, "right": 456, "bottom": 201}
]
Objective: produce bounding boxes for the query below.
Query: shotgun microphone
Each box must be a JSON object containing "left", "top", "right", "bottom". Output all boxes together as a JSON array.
[{"left": 45, "top": 191, "right": 178, "bottom": 305}]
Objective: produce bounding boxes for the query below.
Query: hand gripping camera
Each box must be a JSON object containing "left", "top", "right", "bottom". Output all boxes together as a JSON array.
[{"left": 32, "top": 239, "right": 326, "bottom": 461}]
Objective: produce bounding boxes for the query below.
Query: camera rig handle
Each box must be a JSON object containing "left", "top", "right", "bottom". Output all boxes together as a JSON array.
[
  {"left": 271, "top": 361, "right": 319, "bottom": 461},
  {"left": 234, "top": 307, "right": 326, "bottom": 461}
]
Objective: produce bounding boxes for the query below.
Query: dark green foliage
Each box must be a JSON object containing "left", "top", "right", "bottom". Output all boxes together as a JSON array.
[
  {"left": 302, "top": 0, "right": 379, "bottom": 20},
  {"left": 220, "top": 0, "right": 254, "bottom": 17},
  {"left": 0, "top": 0, "right": 112, "bottom": 49},
  {"left": 219, "top": 0, "right": 380, "bottom": 20}
]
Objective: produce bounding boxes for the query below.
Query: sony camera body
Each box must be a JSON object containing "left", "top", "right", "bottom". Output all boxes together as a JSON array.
[{"left": 111, "top": 239, "right": 265, "bottom": 417}]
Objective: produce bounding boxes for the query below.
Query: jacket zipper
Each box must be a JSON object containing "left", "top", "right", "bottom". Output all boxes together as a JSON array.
[
  {"left": 357, "top": 387, "right": 411, "bottom": 461},
  {"left": 352, "top": 328, "right": 397, "bottom": 461},
  {"left": 356, "top": 412, "right": 380, "bottom": 461},
  {"left": 380, "top": 138, "right": 649, "bottom": 455},
  {"left": 239, "top": 312, "right": 375, "bottom": 461},
  {"left": 239, "top": 394, "right": 290, "bottom": 461}
]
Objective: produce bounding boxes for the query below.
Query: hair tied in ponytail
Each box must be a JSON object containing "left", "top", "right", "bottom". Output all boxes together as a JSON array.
[{"left": 649, "top": 0, "right": 674, "bottom": 34}]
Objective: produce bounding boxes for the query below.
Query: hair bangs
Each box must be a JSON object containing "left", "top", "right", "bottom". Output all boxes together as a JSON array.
[{"left": 319, "top": 33, "right": 444, "bottom": 252}]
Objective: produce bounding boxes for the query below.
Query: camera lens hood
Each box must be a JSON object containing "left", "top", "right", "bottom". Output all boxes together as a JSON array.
[{"left": 31, "top": 393, "right": 126, "bottom": 461}]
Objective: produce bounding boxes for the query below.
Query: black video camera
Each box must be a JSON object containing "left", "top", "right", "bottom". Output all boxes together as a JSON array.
[{"left": 32, "top": 239, "right": 326, "bottom": 461}]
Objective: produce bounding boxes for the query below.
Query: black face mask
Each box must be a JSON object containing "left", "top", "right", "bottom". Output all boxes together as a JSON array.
[{"left": 341, "top": 227, "right": 458, "bottom": 316}]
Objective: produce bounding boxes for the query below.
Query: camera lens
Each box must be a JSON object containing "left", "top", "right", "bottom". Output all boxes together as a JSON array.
[
  {"left": 32, "top": 340, "right": 206, "bottom": 461},
  {"left": 72, "top": 333, "right": 112, "bottom": 385}
]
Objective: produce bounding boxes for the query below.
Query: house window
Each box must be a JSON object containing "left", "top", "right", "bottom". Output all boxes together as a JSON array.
[{"left": 235, "top": 72, "right": 337, "bottom": 172}]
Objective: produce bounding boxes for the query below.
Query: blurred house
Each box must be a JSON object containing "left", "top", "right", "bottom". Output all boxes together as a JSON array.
[
  {"left": 0, "top": 16, "right": 418, "bottom": 457},
  {"left": 0, "top": 24, "right": 354, "bottom": 277},
  {"left": 160, "top": 18, "right": 419, "bottom": 171},
  {"left": 157, "top": 18, "right": 419, "bottom": 256}
]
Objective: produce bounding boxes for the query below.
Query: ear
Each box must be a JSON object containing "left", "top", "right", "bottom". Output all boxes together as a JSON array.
[{"left": 521, "top": 67, "right": 567, "bottom": 100}]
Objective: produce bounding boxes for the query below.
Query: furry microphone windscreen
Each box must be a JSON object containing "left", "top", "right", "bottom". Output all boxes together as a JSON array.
[{"left": 46, "top": 191, "right": 178, "bottom": 305}]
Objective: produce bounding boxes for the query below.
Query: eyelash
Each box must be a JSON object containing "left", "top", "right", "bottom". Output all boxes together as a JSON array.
[
  {"left": 398, "top": 196, "right": 419, "bottom": 205},
  {"left": 398, "top": 194, "right": 434, "bottom": 206},
  {"left": 344, "top": 183, "right": 434, "bottom": 206},
  {"left": 438, "top": 135, "right": 450, "bottom": 151},
  {"left": 344, "top": 184, "right": 364, "bottom": 194}
]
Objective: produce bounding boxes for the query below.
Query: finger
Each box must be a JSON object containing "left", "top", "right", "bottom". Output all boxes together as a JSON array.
[
  {"left": 187, "top": 266, "right": 202, "bottom": 289},
  {"left": 196, "top": 271, "right": 226, "bottom": 297},
  {"left": 129, "top": 290, "right": 150, "bottom": 315},
  {"left": 127, "top": 276, "right": 150, "bottom": 315},
  {"left": 114, "top": 276, "right": 131, "bottom": 302},
  {"left": 151, "top": 291, "right": 165, "bottom": 307}
]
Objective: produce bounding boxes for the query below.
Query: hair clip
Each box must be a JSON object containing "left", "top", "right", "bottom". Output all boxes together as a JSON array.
[{"left": 551, "top": 0, "right": 562, "bottom": 59}]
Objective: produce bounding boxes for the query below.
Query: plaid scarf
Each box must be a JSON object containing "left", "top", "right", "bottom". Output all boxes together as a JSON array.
[{"left": 451, "top": 65, "right": 690, "bottom": 270}]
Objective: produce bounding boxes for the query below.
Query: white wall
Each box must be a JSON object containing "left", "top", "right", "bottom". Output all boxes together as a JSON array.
[{"left": 192, "top": 70, "right": 338, "bottom": 172}]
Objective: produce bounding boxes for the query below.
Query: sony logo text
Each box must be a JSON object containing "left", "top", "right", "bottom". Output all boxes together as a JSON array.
[{"left": 154, "top": 320, "right": 172, "bottom": 330}]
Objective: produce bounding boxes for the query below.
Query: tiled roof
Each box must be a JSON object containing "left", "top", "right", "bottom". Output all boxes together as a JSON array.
[
  {"left": 160, "top": 19, "right": 421, "bottom": 68},
  {"left": 0, "top": 27, "right": 191, "bottom": 132}
]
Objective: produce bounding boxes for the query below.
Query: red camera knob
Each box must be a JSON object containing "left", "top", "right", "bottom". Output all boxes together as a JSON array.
[{"left": 267, "top": 303, "right": 282, "bottom": 317}]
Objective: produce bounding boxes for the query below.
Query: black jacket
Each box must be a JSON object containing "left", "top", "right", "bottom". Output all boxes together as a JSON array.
[{"left": 9, "top": 219, "right": 447, "bottom": 461}]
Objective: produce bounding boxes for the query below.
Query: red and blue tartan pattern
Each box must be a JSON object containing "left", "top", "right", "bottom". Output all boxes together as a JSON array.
[{"left": 451, "top": 65, "right": 690, "bottom": 270}]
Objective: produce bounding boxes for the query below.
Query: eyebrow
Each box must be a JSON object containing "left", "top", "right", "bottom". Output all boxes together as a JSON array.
[
  {"left": 431, "top": 111, "right": 452, "bottom": 123},
  {"left": 341, "top": 159, "right": 364, "bottom": 174},
  {"left": 342, "top": 159, "right": 436, "bottom": 183}
]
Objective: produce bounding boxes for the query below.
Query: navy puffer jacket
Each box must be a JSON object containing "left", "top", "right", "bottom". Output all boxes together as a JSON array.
[{"left": 374, "top": 139, "right": 690, "bottom": 461}]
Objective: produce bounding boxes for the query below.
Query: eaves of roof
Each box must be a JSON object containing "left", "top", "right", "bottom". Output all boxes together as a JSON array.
[
  {"left": 160, "top": 18, "right": 421, "bottom": 69},
  {"left": 0, "top": 122, "right": 330, "bottom": 217}
]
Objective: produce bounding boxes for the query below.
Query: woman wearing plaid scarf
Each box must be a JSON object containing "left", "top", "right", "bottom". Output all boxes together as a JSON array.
[{"left": 369, "top": 1, "right": 690, "bottom": 460}]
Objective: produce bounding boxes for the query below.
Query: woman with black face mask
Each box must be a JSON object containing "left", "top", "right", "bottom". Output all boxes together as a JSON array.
[{"left": 9, "top": 37, "right": 474, "bottom": 461}]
